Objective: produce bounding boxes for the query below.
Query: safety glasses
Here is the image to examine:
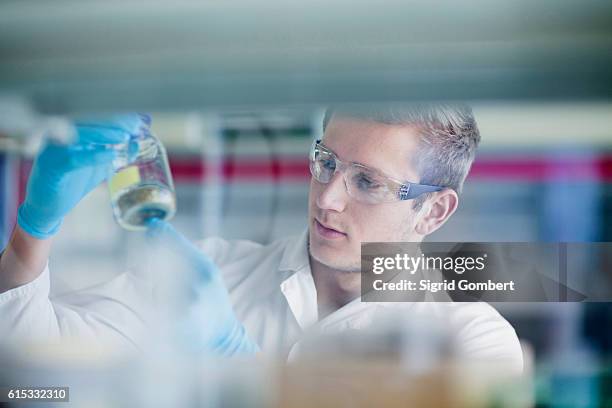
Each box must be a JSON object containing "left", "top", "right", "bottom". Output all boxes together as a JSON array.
[{"left": 309, "top": 140, "right": 443, "bottom": 204}]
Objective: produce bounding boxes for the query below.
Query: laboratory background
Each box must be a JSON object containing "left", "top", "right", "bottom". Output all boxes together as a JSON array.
[{"left": 1, "top": 1, "right": 611, "bottom": 407}]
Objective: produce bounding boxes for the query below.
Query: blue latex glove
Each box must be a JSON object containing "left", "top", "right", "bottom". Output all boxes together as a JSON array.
[
  {"left": 146, "top": 219, "right": 260, "bottom": 356},
  {"left": 18, "top": 115, "right": 144, "bottom": 239}
]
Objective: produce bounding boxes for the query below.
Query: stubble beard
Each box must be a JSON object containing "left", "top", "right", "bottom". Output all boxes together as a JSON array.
[{"left": 307, "top": 233, "right": 362, "bottom": 273}]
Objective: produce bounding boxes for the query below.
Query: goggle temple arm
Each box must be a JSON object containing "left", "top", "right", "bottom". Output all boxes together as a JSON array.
[{"left": 398, "top": 184, "right": 443, "bottom": 200}]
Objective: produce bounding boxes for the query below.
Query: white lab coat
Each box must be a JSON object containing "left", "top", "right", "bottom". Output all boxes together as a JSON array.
[{"left": 0, "top": 229, "right": 523, "bottom": 372}]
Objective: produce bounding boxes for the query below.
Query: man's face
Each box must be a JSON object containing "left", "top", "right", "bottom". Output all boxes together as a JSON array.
[{"left": 308, "top": 116, "right": 426, "bottom": 272}]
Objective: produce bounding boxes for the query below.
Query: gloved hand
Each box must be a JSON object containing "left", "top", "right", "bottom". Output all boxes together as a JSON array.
[
  {"left": 18, "top": 115, "right": 144, "bottom": 239},
  {"left": 146, "top": 219, "right": 260, "bottom": 356}
]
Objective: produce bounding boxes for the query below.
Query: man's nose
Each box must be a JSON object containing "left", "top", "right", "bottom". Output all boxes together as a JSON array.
[{"left": 315, "top": 171, "right": 349, "bottom": 212}]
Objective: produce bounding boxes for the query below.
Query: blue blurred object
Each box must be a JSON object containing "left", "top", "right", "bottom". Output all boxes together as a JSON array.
[
  {"left": 0, "top": 153, "right": 15, "bottom": 249},
  {"left": 146, "top": 219, "right": 260, "bottom": 356},
  {"left": 540, "top": 149, "right": 601, "bottom": 242},
  {"left": 17, "top": 114, "right": 143, "bottom": 239}
]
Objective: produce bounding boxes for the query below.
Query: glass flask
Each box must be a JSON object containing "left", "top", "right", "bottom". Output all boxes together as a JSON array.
[{"left": 108, "top": 116, "right": 176, "bottom": 230}]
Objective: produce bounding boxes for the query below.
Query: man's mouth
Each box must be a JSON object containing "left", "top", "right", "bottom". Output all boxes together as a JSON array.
[{"left": 314, "top": 218, "right": 347, "bottom": 240}]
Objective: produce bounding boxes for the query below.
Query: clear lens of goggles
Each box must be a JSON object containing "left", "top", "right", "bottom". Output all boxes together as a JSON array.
[{"left": 310, "top": 147, "right": 396, "bottom": 204}]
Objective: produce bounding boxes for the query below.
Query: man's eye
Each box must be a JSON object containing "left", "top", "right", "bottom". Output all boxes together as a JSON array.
[
  {"left": 321, "top": 158, "right": 336, "bottom": 170},
  {"left": 355, "top": 174, "right": 382, "bottom": 190}
]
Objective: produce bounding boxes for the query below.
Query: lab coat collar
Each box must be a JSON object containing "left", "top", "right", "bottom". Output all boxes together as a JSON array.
[
  {"left": 277, "top": 229, "right": 419, "bottom": 332},
  {"left": 278, "top": 228, "right": 310, "bottom": 273},
  {"left": 279, "top": 229, "right": 319, "bottom": 329}
]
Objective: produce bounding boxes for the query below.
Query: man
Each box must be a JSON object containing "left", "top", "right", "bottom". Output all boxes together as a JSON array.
[{"left": 0, "top": 106, "right": 523, "bottom": 371}]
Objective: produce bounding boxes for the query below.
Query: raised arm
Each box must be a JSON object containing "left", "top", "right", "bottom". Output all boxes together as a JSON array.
[
  {"left": 0, "top": 115, "right": 146, "bottom": 347},
  {"left": 0, "top": 225, "right": 51, "bottom": 293},
  {"left": 0, "top": 115, "right": 142, "bottom": 292}
]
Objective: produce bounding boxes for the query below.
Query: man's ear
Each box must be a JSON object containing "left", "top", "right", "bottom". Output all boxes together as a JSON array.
[{"left": 414, "top": 189, "right": 459, "bottom": 236}]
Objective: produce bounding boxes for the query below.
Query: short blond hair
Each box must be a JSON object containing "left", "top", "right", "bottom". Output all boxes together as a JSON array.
[{"left": 323, "top": 104, "right": 480, "bottom": 208}]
